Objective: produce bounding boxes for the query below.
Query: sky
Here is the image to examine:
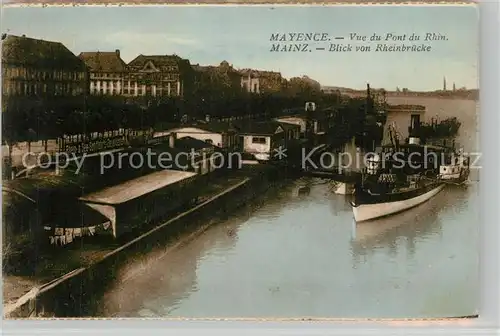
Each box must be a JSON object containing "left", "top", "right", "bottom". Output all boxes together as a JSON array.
[{"left": 2, "top": 5, "right": 479, "bottom": 90}]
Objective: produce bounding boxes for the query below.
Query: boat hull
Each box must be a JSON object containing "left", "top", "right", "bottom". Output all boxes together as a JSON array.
[
  {"left": 351, "top": 183, "right": 445, "bottom": 222},
  {"left": 331, "top": 181, "right": 354, "bottom": 195}
]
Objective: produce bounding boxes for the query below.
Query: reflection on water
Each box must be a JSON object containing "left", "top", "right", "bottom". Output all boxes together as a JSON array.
[
  {"left": 96, "top": 98, "right": 479, "bottom": 319},
  {"left": 97, "top": 179, "right": 478, "bottom": 318},
  {"left": 351, "top": 194, "right": 444, "bottom": 254}
]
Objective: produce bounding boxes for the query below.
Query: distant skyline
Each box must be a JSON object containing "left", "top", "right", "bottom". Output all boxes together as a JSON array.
[{"left": 2, "top": 5, "right": 479, "bottom": 90}]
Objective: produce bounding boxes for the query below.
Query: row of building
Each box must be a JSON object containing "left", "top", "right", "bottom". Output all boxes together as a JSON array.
[{"left": 2, "top": 34, "right": 286, "bottom": 99}]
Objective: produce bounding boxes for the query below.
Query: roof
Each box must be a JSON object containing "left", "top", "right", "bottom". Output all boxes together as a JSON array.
[
  {"left": 79, "top": 51, "right": 127, "bottom": 72},
  {"left": 127, "top": 54, "right": 191, "bottom": 72},
  {"left": 2, "top": 180, "right": 110, "bottom": 231},
  {"left": 382, "top": 143, "right": 449, "bottom": 151},
  {"left": 192, "top": 64, "right": 214, "bottom": 72},
  {"left": 238, "top": 68, "right": 282, "bottom": 77},
  {"left": 238, "top": 121, "right": 300, "bottom": 136},
  {"left": 3, "top": 174, "right": 89, "bottom": 202},
  {"left": 387, "top": 104, "right": 426, "bottom": 112},
  {"left": 175, "top": 121, "right": 239, "bottom": 134},
  {"left": 175, "top": 136, "right": 222, "bottom": 151},
  {"left": 278, "top": 109, "right": 333, "bottom": 120},
  {"left": 193, "top": 61, "right": 239, "bottom": 74},
  {"left": 2, "top": 34, "right": 86, "bottom": 70},
  {"left": 79, "top": 169, "right": 197, "bottom": 205}
]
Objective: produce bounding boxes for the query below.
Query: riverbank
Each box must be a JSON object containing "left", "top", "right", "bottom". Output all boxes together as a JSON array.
[{"left": 3, "top": 164, "right": 288, "bottom": 318}]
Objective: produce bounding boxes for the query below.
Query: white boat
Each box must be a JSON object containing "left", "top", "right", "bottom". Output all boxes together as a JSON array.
[
  {"left": 438, "top": 152, "right": 470, "bottom": 183},
  {"left": 351, "top": 181, "right": 445, "bottom": 222}
]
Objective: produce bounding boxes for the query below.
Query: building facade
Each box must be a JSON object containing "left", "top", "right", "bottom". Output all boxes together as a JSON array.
[
  {"left": 124, "top": 54, "right": 194, "bottom": 98},
  {"left": 170, "top": 122, "right": 240, "bottom": 150},
  {"left": 239, "top": 69, "right": 285, "bottom": 94},
  {"left": 78, "top": 50, "right": 127, "bottom": 95},
  {"left": 238, "top": 121, "right": 300, "bottom": 161},
  {"left": 2, "top": 34, "right": 88, "bottom": 98},
  {"left": 239, "top": 69, "right": 261, "bottom": 93},
  {"left": 193, "top": 61, "right": 243, "bottom": 97}
]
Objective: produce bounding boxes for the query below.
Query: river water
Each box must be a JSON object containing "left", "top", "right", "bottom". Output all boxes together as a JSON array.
[{"left": 95, "top": 97, "right": 479, "bottom": 319}]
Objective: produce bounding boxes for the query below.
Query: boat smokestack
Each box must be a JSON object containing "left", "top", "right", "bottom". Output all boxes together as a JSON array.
[{"left": 408, "top": 114, "right": 421, "bottom": 145}]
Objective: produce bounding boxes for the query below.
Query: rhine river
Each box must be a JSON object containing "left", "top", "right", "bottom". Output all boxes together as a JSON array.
[{"left": 95, "top": 97, "right": 480, "bottom": 318}]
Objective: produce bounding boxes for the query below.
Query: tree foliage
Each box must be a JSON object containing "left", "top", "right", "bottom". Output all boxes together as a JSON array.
[{"left": 2, "top": 72, "right": 378, "bottom": 147}]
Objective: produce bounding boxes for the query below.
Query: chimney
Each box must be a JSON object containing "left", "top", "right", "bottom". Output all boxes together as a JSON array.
[
  {"left": 115, "top": 49, "right": 120, "bottom": 57},
  {"left": 410, "top": 114, "right": 421, "bottom": 132},
  {"left": 408, "top": 114, "right": 421, "bottom": 144},
  {"left": 169, "top": 132, "right": 177, "bottom": 148}
]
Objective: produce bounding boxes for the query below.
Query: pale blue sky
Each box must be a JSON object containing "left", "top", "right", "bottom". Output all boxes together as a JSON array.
[{"left": 2, "top": 5, "right": 478, "bottom": 90}]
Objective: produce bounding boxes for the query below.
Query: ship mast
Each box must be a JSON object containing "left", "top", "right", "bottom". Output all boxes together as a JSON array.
[{"left": 388, "top": 122, "right": 400, "bottom": 151}]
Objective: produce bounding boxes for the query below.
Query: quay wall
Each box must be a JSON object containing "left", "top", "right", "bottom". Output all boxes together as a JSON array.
[{"left": 4, "top": 166, "right": 285, "bottom": 318}]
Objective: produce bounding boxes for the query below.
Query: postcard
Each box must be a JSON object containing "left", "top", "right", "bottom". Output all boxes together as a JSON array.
[{"left": 1, "top": 3, "right": 479, "bottom": 319}]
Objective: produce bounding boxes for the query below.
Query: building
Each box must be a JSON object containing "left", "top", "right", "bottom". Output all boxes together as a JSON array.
[
  {"left": 79, "top": 169, "right": 199, "bottom": 238},
  {"left": 385, "top": 104, "right": 426, "bottom": 143},
  {"left": 239, "top": 69, "right": 260, "bottom": 93},
  {"left": 124, "top": 54, "right": 194, "bottom": 98},
  {"left": 386, "top": 104, "right": 426, "bottom": 114},
  {"left": 175, "top": 136, "right": 225, "bottom": 175},
  {"left": 1, "top": 34, "right": 88, "bottom": 97},
  {"left": 256, "top": 70, "right": 284, "bottom": 93},
  {"left": 2, "top": 174, "right": 115, "bottom": 252},
  {"left": 168, "top": 122, "right": 241, "bottom": 151},
  {"left": 239, "top": 69, "right": 284, "bottom": 94},
  {"left": 193, "top": 61, "right": 243, "bottom": 95},
  {"left": 238, "top": 121, "right": 301, "bottom": 161},
  {"left": 275, "top": 116, "right": 307, "bottom": 134},
  {"left": 276, "top": 105, "right": 335, "bottom": 139},
  {"left": 78, "top": 50, "right": 127, "bottom": 95}
]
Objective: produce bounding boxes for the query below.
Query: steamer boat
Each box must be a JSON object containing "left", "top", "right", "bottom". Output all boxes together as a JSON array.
[{"left": 351, "top": 114, "right": 469, "bottom": 222}]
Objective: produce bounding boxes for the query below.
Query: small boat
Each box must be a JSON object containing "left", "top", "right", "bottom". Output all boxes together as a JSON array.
[{"left": 438, "top": 149, "right": 470, "bottom": 183}]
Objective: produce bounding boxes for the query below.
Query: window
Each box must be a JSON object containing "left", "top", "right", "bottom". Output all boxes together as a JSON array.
[
  {"left": 205, "top": 139, "right": 213, "bottom": 144},
  {"left": 252, "top": 137, "right": 267, "bottom": 144}
]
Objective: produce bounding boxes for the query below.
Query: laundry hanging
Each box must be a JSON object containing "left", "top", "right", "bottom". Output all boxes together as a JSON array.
[{"left": 74, "top": 228, "right": 82, "bottom": 237}]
